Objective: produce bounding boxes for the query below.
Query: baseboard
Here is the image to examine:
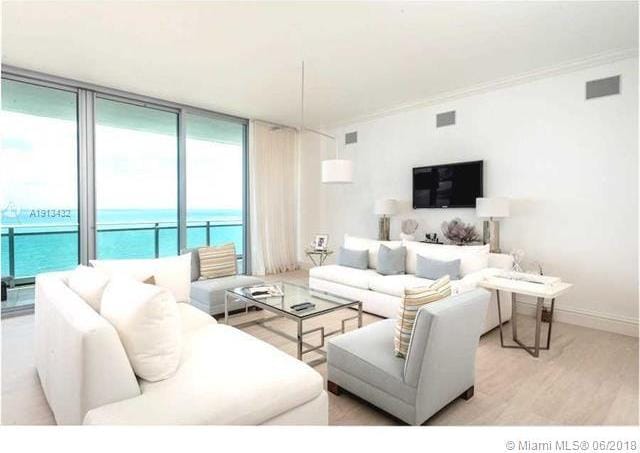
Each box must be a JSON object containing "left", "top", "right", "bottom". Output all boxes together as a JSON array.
[
  {"left": 297, "top": 261, "right": 313, "bottom": 271},
  {"left": 515, "top": 298, "right": 638, "bottom": 337}
]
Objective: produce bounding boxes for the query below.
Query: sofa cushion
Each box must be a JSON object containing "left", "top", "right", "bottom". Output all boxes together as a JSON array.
[
  {"left": 403, "top": 241, "right": 489, "bottom": 277},
  {"left": 337, "top": 247, "right": 369, "bottom": 270},
  {"left": 100, "top": 277, "right": 182, "bottom": 382},
  {"left": 67, "top": 265, "right": 110, "bottom": 311},
  {"left": 377, "top": 245, "right": 406, "bottom": 275},
  {"left": 328, "top": 319, "right": 416, "bottom": 404},
  {"left": 199, "top": 243, "right": 237, "bottom": 279},
  {"left": 394, "top": 276, "right": 451, "bottom": 358},
  {"left": 177, "top": 302, "right": 216, "bottom": 336},
  {"left": 344, "top": 234, "right": 402, "bottom": 269},
  {"left": 368, "top": 274, "right": 434, "bottom": 297},
  {"left": 309, "top": 264, "right": 378, "bottom": 290},
  {"left": 416, "top": 255, "right": 461, "bottom": 280},
  {"left": 84, "top": 324, "right": 324, "bottom": 424},
  {"left": 190, "top": 274, "right": 264, "bottom": 304},
  {"left": 90, "top": 254, "right": 192, "bottom": 303},
  {"left": 181, "top": 248, "right": 201, "bottom": 282}
]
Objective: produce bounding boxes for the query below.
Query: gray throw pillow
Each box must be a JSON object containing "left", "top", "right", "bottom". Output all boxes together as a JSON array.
[
  {"left": 337, "top": 247, "right": 369, "bottom": 269},
  {"left": 181, "top": 248, "right": 200, "bottom": 282},
  {"left": 416, "top": 254, "right": 461, "bottom": 280},
  {"left": 377, "top": 245, "right": 406, "bottom": 275}
]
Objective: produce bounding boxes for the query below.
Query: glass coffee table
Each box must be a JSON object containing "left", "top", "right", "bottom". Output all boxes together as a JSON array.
[{"left": 224, "top": 282, "right": 362, "bottom": 366}]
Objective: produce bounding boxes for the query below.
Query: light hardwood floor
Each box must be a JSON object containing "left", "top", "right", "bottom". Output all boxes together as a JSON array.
[{"left": 1, "top": 270, "right": 638, "bottom": 425}]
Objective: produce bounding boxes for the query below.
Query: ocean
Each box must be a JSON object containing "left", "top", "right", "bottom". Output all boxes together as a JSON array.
[{"left": 1, "top": 209, "right": 243, "bottom": 279}]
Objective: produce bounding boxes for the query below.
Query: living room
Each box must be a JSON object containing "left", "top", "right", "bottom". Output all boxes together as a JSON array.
[{"left": 1, "top": 1, "right": 638, "bottom": 450}]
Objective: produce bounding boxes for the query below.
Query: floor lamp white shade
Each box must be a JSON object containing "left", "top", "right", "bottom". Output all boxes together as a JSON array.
[{"left": 322, "top": 159, "right": 353, "bottom": 183}]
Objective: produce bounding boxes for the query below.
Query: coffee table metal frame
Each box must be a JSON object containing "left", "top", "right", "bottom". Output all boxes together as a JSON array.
[{"left": 224, "top": 284, "right": 362, "bottom": 367}]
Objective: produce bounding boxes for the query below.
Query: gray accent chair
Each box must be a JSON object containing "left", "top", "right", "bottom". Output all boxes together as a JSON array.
[
  {"left": 181, "top": 248, "right": 264, "bottom": 316},
  {"left": 327, "top": 288, "right": 490, "bottom": 425}
]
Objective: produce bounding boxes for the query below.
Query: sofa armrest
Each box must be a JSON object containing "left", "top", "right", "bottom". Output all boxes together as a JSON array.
[{"left": 35, "top": 274, "right": 140, "bottom": 424}]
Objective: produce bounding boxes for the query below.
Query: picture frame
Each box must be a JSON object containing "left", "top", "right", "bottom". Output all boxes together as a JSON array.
[{"left": 313, "top": 234, "right": 329, "bottom": 251}]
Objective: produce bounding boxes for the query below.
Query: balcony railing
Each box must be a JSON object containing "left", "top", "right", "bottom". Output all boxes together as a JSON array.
[{"left": 1, "top": 220, "right": 244, "bottom": 284}]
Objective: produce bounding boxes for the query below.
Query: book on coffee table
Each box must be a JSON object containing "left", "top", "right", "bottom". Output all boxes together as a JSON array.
[{"left": 244, "top": 285, "right": 284, "bottom": 298}]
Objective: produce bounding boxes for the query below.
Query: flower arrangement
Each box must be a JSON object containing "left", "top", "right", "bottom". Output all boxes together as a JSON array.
[{"left": 441, "top": 218, "right": 480, "bottom": 245}]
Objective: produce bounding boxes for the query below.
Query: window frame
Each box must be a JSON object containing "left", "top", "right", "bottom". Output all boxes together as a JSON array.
[{"left": 1, "top": 66, "right": 250, "bottom": 314}]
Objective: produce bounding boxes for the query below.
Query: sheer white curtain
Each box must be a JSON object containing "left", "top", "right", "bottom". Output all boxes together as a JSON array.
[{"left": 249, "top": 121, "right": 299, "bottom": 275}]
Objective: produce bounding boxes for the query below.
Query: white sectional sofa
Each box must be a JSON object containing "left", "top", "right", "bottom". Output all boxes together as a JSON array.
[
  {"left": 35, "top": 271, "right": 327, "bottom": 425},
  {"left": 309, "top": 235, "right": 513, "bottom": 333}
]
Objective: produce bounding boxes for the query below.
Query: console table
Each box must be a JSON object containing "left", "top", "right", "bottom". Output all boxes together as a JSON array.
[{"left": 478, "top": 276, "right": 572, "bottom": 357}]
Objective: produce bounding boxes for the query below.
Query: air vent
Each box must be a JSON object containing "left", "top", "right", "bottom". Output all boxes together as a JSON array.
[
  {"left": 436, "top": 110, "right": 456, "bottom": 128},
  {"left": 345, "top": 131, "right": 358, "bottom": 144},
  {"left": 586, "top": 75, "right": 620, "bottom": 100}
]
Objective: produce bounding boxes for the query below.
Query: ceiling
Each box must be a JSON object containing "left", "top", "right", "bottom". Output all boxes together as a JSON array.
[{"left": 2, "top": 1, "right": 638, "bottom": 128}]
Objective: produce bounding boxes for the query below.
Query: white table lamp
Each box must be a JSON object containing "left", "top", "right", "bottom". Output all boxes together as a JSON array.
[
  {"left": 476, "top": 197, "right": 510, "bottom": 253},
  {"left": 374, "top": 199, "right": 397, "bottom": 241}
]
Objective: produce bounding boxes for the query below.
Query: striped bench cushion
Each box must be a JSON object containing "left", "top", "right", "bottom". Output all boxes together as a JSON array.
[
  {"left": 394, "top": 275, "right": 451, "bottom": 358},
  {"left": 198, "top": 243, "right": 237, "bottom": 280}
]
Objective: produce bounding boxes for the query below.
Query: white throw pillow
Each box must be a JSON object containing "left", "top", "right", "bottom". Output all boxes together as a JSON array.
[
  {"left": 458, "top": 244, "right": 490, "bottom": 276},
  {"left": 67, "top": 265, "right": 110, "bottom": 311},
  {"left": 90, "top": 253, "right": 191, "bottom": 302},
  {"left": 100, "top": 276, "right": 182, "bottom": 382},
  {"left": 343, "top": 234, "right": 402, "bottom": 269}
]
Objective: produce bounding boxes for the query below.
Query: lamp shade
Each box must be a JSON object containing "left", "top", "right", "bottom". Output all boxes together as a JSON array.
[
  {"left": 321, "top": 159, "right": 353, "bottom": 183},
  {"left": 374, "top": 199, "right": 398, "bottom": 216},
  {"left": 476, "top": 197, "right": 510, "bottom": 218}
]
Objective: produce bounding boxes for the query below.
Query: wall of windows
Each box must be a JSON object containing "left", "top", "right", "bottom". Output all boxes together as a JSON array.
[{"left": 0, "top": 67, "right": 249, "bottom": 313}]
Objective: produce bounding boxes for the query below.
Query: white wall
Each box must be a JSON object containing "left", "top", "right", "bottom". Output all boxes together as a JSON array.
[{"left": 298, "top": 57, "right": 638, "bottom": 334}]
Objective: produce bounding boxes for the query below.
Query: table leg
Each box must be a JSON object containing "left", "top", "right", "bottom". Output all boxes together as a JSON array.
[
  {"left": 358, "top": 301, "right": 363, "bottom": 328},
  {"left": 297, "top": 319, "right": 303, "bottom": 360},
  {"left": 511, "top": 292, "right": 518, "bottom": 342},
  {"left": 496, "top": 290, "right": 505, "bottom": 347},
  {"left": 224, "top": 292, "right": 229, "bottom": 325},
  {"left": 546, "top": 298, "right": 556, "bottom": 349},
  {"left": 533, "top": 297, "right": 544, "bottom": 357}
]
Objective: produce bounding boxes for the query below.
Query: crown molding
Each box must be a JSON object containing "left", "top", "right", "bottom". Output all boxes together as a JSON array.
[{"left": 324, "top": 47, "right": 638, "bottom": 130}]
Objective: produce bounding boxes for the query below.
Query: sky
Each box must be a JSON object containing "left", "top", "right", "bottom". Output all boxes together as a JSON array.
[{"left": 1, "top": 110, "right": 243, "bottom": 213}]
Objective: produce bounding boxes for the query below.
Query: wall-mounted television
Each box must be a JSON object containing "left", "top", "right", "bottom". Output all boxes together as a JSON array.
[{"left": 413, "top": 160, "right": 483, "bottom": 208}]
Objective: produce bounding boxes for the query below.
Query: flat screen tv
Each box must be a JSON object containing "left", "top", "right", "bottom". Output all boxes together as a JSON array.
[{"left": 413, "top": 160, "right": 483, "bottom": 208}]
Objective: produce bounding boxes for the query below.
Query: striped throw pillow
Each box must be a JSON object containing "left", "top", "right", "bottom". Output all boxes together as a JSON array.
[
  {"left": 394, "top": 275, "right": 451, "bottom": 358},
  {"left": 198, "top": 243, "right": 237, "bottom": 279}
]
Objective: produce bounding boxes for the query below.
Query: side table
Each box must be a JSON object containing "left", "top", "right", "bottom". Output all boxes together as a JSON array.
[
  {"left": 305, "top": 249, "right": 333, "bottom": 266},
  {"left": 478, "top": 276, "right": 572, "bottom": 357}
]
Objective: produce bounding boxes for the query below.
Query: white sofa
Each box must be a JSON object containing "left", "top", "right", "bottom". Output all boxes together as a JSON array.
[
  {"left": 35, "top": 271, "right": 327, "bottom": 425},
  {"left": 309, "top": 236, "right": 513, "bottom": 333}
]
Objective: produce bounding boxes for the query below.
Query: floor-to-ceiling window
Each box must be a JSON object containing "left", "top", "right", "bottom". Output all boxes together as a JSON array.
[
  {"left": 1, "top": 79, "right": 79, "bottom": 311},
  {"left": 95, "top": 98, "right": 179, "bottom": 259},
  {"left": 1, "top": 68, "right": 249, "bottom": 316},
  {"left": 185, "top": 113, "right": 246, "bottom": 271}
]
